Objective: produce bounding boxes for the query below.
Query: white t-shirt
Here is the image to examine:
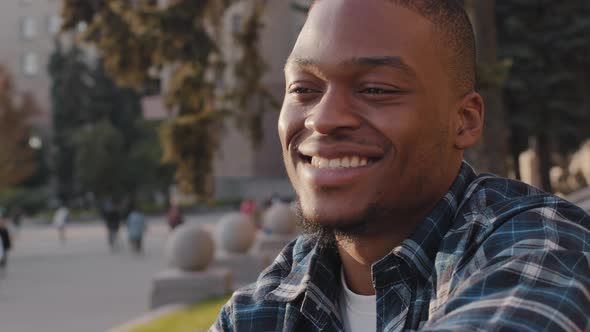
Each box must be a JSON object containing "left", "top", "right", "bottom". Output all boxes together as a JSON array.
[{"left": 339, "top": 267, "right": 377, "bottom": 332}]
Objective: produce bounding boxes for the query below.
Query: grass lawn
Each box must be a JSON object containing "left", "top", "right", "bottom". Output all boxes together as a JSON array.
[{"left": 125, "top": 295, "right": 231, "bottom": 332}]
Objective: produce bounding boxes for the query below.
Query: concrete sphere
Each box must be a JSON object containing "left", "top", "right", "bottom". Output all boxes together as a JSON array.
[
  {"left": 263, "top": 203, "right": 297, "bottom": 235},
  {"left": 216, "top": 213, "right": 256, "bottom": 253},
  {"left": 166, "top": 223, "right": 214, "bottom": 271}
]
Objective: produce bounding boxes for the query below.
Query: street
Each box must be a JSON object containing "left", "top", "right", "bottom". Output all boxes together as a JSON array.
[{"left": 0, "top": 213, "right": 223, "bottom": 332}]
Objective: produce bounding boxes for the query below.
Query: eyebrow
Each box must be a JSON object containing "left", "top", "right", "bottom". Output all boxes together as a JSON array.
[{"left": 285, "top": 56, "right": 418, "bottom": 79}]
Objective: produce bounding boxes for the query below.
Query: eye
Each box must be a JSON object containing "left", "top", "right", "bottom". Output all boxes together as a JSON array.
[
  {"left": 361, "top": 87, "right": 397, "bottom": 95},
  {"left": 289, "top": 87, "right": 318, "bottom": 94}
]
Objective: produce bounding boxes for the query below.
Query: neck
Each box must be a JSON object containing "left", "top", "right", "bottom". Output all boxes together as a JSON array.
[{"left": 336, "top": 203, "right": 437, "bottom": 295}]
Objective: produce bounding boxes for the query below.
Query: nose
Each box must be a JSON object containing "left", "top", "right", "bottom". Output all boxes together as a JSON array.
[{"left": 304, "top": 89, "right": 362, "bottom": 135}]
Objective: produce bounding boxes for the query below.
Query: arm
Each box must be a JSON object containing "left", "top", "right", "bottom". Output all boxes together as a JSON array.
[{"left": 423, "top": 250, "right": 590, "bottom": 331}]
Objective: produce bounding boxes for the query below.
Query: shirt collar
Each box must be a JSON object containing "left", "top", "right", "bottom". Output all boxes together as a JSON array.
[
  {"left": 372, "top": 161, "right": 477, "bottom": 286},
  {"left": 266, "top": 240, "right": 341, "bottom": 303}
]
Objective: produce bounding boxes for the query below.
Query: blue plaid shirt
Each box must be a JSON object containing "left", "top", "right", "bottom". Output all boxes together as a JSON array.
[{"left": 211, "top": 162, "right": 590, "bottom": 331}]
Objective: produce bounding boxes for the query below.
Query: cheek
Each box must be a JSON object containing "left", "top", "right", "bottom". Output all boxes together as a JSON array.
[
  {"left": 278, "top": 103, "right": 308, "bottom": 151},
  {"left": 277, "top": 109, "right": 289, "bottom": 149},
  {"left": 370, "top": 106, "right": 419, "bottom": 149},
  {"left": 370, "top": 103, "right": 446, "bottom": 175}
]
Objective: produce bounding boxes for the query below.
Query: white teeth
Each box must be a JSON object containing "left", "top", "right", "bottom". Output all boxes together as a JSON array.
[
  {"left": 342, "top": 157, "right": 350, "bottom": 168},
  {"left": 309, "top": 156, "right": 370, "bottom": 169}
]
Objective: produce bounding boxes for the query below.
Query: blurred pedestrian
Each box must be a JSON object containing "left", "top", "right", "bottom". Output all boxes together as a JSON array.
[
  {"left": 52, "top": 205, "right": 69, "bottom": 243},
  {"left": 11, "top": 207, "right": 23, "bottom": 236},
  {"left": 167, "top": 199, "right": 183, "bottom": 230},
  {"left": 126, "top": 202, "right": 147, "bottom": 254},
  {"left": 0, "top": 211, "right": 12, "bottom": 269},
  {"left": 102, "top": 198, "right": 121, "bottom": 251},
  {"left": 240, "top": 198, "right": 261, "bottom": 228},
  {"left": 240, "top": 198, "right": 257, "bottom": 217}
]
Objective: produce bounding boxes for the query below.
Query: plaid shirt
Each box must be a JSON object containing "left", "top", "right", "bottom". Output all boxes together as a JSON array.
[{"left": 211, "top": 162, "right": 590, "bottom": 331}]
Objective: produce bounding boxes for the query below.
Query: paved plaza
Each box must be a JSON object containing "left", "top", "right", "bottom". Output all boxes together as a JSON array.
[{"left": 0, "top": 213, "right": 224, "bottom": 332}]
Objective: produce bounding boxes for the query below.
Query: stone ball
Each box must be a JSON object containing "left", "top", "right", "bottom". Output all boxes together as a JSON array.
[
  {"left": 165, "top": 223, "right": 214, "bottom": 271},
  {"left": 263, "top": 203, "right": 297, "bottom": 235},
  {"left": 216, "top": 213, "right": 256, "bottom": 253}
]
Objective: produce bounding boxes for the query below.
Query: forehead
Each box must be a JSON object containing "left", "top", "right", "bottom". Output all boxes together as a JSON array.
[{"left": 290, "top": 0, "right": 436, "bottom": 74}]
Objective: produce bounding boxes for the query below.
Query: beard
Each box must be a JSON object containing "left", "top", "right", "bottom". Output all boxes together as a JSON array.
[{"left": 294, "top": 198, "right": 384, "bottom": 249}]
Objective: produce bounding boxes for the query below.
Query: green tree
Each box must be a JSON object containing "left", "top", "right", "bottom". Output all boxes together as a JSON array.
[
  {"left": 49, "top": 40, "right": 173, "bottom": 202},
  {"left": 87, "top": 60, "right": 143, "bottom": 148},
  {"left": 72, "top": 59, "right": 173, "bottom": 201},
  {"left": 59, "top": 0, "right": 269, "bottom": 197},
  {"left": 497, "top": 0, "right": 590, "bottom": 191},
  {"left": 73, "top": 120, "right": 126, "bottom": 198},
  {"left": 48, "top": 41, "right": 92, "bottom": 202},
  {"left": 128, "top": 120, "right": 175, "bottom": 198}
]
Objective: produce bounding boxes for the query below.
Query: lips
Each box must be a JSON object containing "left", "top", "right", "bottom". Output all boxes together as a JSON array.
[{"left": 295, "top": 140, "right": 387, "bottom": 187}]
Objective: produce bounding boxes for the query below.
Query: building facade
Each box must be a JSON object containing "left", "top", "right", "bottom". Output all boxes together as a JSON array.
[{"left": 0, "top": 0, "right": 63, "bottom": 127}]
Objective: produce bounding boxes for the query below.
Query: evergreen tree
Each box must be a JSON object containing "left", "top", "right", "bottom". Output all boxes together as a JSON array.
[
  {"left": 497, "top": 0, "right": 590, "bottom": 191},
  {"left": 48, "top": 41, "right": 92, "bottom": 202},
  {"left": 73, "top": 119, "right": 126, "bottom": 198},
  {"left": 49, "top": 41, "right": 172, "bottom": 202},
  {"left": 72, "top": 58, "right": 172, "bottom": 201}
]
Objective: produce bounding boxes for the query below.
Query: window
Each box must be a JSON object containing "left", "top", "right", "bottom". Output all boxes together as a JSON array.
[
  {"left": 21, "top": 17, "right": 37, "bottom": 40},
  {"left": 23, "top": 53, "right": 39, "bottom": 76},
  {"left": 48, "top": 15, "right": 62, "bottom": 35}
]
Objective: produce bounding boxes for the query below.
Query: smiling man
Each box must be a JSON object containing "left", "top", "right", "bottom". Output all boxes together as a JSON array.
[{"left": 211, "top": 1, "right": 590, "bottom": 331}]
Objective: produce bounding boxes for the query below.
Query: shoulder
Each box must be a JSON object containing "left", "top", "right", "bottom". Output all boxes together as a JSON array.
[
  {"left": 460, "top": 174, "right": 588, "bottom": 232},
  {"left": 428, "top": 177, "right": 590, "bottom": 330},
  {"left": 452, "top": 174, "right": 590, "bottom": 273}
]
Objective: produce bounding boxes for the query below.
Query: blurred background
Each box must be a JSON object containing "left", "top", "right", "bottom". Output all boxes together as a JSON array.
[{"left": 0, "top": 0, "right": 588, "bottom": 332}]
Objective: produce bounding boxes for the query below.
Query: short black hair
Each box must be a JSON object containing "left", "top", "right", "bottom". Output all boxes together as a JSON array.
[{"left": 309, "top": 0, "right": 476, "bottom": 95}]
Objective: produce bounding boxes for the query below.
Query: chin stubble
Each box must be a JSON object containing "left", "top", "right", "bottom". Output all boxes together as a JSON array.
[{"left": 294, "top": 199, "right": 382, "bottom": 249}]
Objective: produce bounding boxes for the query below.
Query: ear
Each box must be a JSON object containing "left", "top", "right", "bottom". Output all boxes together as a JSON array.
[{"left": 454, "top": 92, "right": 484, "bottom": 150}]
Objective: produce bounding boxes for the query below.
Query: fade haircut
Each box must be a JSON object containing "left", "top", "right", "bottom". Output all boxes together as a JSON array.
[{"left": 309, "top": 0, "right": 476, "bottom": 95}]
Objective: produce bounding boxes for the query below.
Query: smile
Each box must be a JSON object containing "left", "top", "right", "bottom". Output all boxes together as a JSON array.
[
  {"left": 308, "top": 155, "right": 372, "bottom": 169},
  {"left": 297, "top": 150, "right": 384, "bottom": 187}
]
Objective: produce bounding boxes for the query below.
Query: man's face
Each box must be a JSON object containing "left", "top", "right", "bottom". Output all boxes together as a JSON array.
[{"left": 279, "top": 0, "right": 462, "bottom": 230}]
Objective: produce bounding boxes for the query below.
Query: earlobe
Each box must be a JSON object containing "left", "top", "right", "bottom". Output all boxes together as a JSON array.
[{"left": 454, "top": 92, "right": 484, "bottom": 150}]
